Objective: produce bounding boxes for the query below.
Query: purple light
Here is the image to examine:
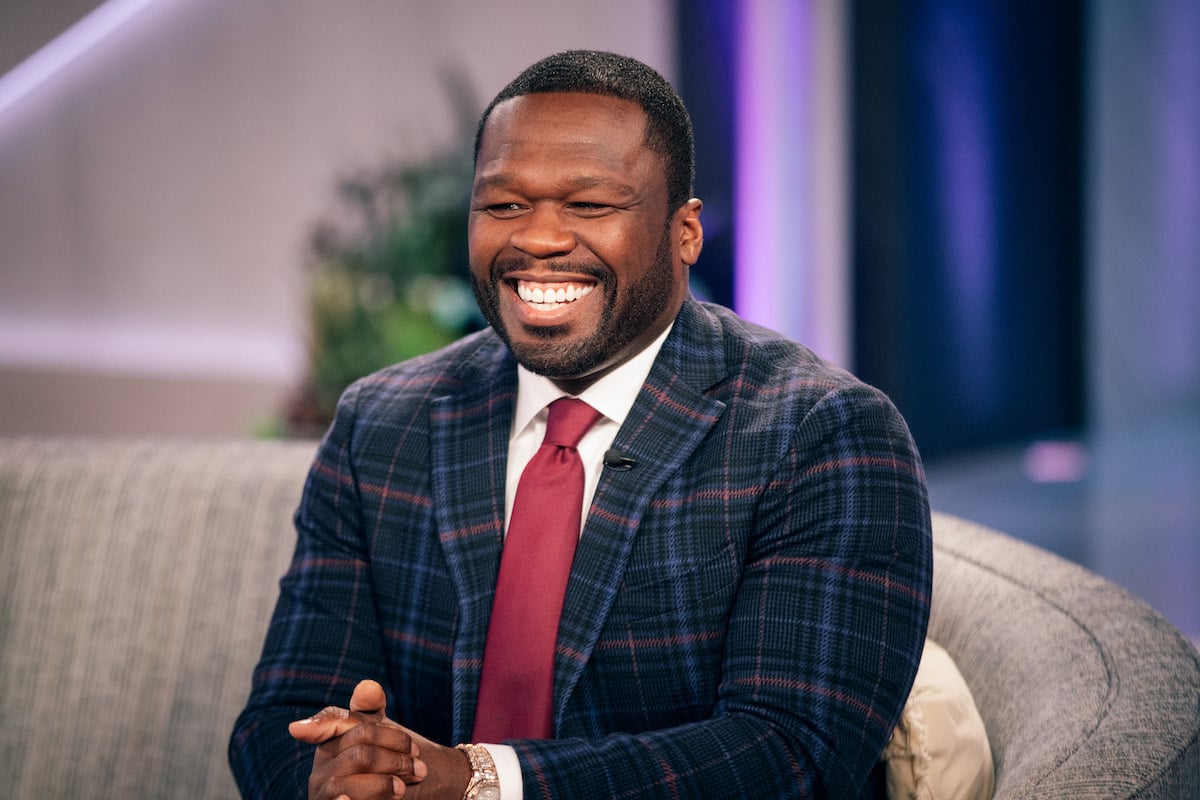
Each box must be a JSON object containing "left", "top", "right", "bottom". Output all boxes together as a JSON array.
[
  {"left": 0, "top": 0, "right": 166, "bottom": 119},
  {"left": 732, "top": 3, "right": 851, "bottom": 365},
  {"left": 734, "top": 2, "right": 813, "bottom": 338},
  {"left": 918, "top": 5, "right": 1002, "bottom": 420},
  {"left": 1023, "top": 440, "right": 1089, "bottom": 484}
]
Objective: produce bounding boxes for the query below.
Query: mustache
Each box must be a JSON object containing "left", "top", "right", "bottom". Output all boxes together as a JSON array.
[{"left": 492, "top": 258, "right": 610, "bottom": 284}]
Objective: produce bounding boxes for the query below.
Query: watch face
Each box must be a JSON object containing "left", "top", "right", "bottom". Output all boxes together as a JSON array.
[{"left": 478, "top": 787, "right": 501, "bottom": 800}]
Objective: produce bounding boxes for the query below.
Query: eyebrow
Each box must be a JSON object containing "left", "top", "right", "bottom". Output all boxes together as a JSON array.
[{"left": 473, "top": 172, "right": 639, "bottom": 199}]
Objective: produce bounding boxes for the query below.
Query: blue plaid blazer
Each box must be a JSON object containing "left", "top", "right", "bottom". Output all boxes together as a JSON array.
[{"left": 230, "top": 298, "right": 932, "bottom": 798}]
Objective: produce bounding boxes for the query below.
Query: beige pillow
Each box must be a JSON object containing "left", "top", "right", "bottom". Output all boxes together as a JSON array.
[{"left": 882, "top": 639, "right": 995, "bottom": 800}]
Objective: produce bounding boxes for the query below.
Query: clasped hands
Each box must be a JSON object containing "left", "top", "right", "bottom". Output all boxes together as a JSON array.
[{"left": 289, "top": 679, "right": 471, "bottom": 800}]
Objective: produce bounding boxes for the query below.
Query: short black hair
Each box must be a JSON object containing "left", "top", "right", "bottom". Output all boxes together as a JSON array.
[{"left": 474, "top": 50, "right": 695, "bottom": 211}]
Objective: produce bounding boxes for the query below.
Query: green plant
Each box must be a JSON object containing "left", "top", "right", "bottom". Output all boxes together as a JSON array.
[{"left": 286, "top": 146, "right": 480, "bottom": 433}]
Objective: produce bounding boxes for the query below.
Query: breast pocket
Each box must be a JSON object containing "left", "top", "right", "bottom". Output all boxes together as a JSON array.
[{"left": 614, "top": 541, "right": 741, "bottom": 623}]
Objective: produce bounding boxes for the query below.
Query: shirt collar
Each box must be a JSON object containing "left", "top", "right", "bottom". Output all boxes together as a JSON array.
[{"left": 512, "top": 323, "right": 674, "bottom": 437}]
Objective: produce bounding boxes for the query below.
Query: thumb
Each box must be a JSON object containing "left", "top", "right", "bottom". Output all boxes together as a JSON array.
[{"left": 348, "top": 679, "right": 388, "bottom": 717}]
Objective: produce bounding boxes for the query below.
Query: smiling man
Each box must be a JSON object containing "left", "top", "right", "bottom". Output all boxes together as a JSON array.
[
  {"left": 467, "top": 89, "right": 698, "bottom": 395},
  {"left": 230, "top": 51, "right": 932, "bottom": 800}
]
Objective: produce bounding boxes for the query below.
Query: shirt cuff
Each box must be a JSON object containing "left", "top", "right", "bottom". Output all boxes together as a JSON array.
[{"left": 480, "top": 743, "right": 522, "bottom": 799}]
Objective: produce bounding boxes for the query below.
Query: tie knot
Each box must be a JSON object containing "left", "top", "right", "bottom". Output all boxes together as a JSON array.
[{"left": 543, "top": 398, "right": 601, "bottom": 449}]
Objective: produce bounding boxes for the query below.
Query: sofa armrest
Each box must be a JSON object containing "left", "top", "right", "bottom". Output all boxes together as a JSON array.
[{"left": 929, "top": 512, "right": 1200, "bottom": 799}]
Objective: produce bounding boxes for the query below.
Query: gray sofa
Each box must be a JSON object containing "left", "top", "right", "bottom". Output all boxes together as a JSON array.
[{"left": 1, "top": 437, "right": 1197, "bottom": 798}]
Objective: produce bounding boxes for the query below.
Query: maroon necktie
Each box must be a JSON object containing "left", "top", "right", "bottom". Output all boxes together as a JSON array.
[{"left": 473, "top": 397, "right": 602, "bottom": 741}]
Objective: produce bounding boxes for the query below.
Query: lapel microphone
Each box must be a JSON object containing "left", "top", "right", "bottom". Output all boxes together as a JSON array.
[{"left": 602, "top": 449, "right": 637, "bottom": 471}]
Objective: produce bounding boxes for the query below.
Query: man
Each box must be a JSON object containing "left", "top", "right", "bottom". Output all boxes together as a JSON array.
[{"left": 231, "top": 50, "right": 932, "bottom": 799}]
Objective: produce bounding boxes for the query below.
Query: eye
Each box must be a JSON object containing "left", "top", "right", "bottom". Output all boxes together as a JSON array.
[
  {"left": 568, "top": 202, "right": 613, "bottom": 217},
  {"left": 482, "top": 203, "right": 526, "bottom": 219}
]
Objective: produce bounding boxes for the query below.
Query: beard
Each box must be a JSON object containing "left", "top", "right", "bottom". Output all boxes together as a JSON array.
[{"left": 471, "top": 228, "right": 677, "bottom": 381}]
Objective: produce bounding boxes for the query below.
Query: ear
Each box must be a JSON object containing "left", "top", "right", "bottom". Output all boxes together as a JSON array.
[{"left": 676, "top": 198, "right": 704, "bottom": 266}]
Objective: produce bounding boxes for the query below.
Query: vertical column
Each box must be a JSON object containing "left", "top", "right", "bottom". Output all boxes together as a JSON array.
[
  {"left": 734, "top": 0, "right": 849, "bottom": 366},
  {"left": 1089, "top": 0, "right": 1200, "bottom": 429}
]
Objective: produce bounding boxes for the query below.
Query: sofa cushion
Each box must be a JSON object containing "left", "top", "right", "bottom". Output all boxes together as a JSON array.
[{"left": 882, "top": 638, "right": 995, "bottom": 799}]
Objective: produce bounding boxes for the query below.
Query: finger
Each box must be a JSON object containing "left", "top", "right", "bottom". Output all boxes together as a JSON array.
[
  {"left": 315, "top": 772, "right": 406, "bottom": 800},
  {"left": 289, "top": 705, "right": 359, "bottom": 744},
  {"left": 325, "top": 717, "right": 419, "bottom": 758},
  {"left": 323, "top": 741, "right": 425, "bottom": 781},
  {"left": 349, "top": 679, "right": 387, "bottom": 716}
]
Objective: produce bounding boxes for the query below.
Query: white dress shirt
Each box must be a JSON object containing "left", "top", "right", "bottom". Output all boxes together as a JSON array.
[{"left": 482, "top": 323, "right": 672, "bottom": 798}]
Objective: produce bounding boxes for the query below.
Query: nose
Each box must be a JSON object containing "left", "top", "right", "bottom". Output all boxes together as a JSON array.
[{"left": 509, "top": 206, "right": 576, "bottom": 259}]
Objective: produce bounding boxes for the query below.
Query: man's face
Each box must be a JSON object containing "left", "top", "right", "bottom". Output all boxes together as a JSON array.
[{"left": 469, "top": 92, "right": 702, "bottom": 392}]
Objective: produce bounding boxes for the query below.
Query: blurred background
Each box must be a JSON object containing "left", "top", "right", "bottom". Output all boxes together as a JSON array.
[{"left": 1, "top": 1, "right": 1196, "bottom": 640}]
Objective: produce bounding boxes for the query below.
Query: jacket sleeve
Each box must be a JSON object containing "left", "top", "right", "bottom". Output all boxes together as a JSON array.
[
  {"left": 510, "top": 382, "right": 933, "bottom": 799},
  {"left": 228, "top": 380, "right": 389, "bottom": 799}
]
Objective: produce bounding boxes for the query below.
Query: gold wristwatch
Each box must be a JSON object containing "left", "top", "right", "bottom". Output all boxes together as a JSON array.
[{"left": 456, "top": 743, "right": 501, "bottom": 800}]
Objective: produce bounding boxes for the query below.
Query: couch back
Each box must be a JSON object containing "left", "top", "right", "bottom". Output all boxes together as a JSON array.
[
  {"left": 0, "top": 438, "right": 315, "bottom": 798},
  {"left": 2, "top": 438, "right": 1198, "bottom": 798}
]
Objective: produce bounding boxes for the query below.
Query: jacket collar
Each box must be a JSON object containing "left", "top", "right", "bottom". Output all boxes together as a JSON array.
[{"left": 433, "top": 297, "right": 730, "bottom": 738}]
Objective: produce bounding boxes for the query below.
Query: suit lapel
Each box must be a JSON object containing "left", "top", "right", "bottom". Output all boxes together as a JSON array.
[
  {"left": 553, "top": 299, "right": 729, "bottom": 724},
  {"left": 428, "top": 337, "right": 517, "bottom": 739}
]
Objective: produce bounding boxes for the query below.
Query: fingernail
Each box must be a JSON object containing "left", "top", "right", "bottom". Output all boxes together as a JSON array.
[
  {"left": 414, "top": 759, "right": 428, "bottom": 779},
  {"left": 393, "top": 776, "right": 405, "bottom": 795}
]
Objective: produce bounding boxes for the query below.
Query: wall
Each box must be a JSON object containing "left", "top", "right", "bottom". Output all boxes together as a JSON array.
[
  {"left": 1089, "top": 0, "right": 1200, "bottom": 432},
  {"left": 0, "top": 0, "right": 673, "bottom": 435},
  {"left": 1084, "top": 0, "right": 1199, "bottom": 636}
]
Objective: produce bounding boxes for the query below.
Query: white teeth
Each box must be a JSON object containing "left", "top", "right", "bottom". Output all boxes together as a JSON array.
[{"left": 517, "top": 281, "right": 594, "bottom": 307}]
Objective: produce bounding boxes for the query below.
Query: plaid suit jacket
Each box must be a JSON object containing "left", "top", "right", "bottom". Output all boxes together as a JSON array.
[{"left": 230, "top": 298, "right": 932, "bottom": 798}]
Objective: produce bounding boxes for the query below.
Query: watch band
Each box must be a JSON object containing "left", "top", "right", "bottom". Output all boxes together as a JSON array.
[{"left": 456, "top": 743, "right": 501, "bottom": 800}]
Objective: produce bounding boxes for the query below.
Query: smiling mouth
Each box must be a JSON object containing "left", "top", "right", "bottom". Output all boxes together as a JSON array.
[{"left": 514, "top": 279, "right": 596, "bottom": 310}]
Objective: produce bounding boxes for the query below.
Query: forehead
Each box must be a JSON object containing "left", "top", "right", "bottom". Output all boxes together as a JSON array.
[{"left": 475, "top": 92, "right": 658, "bottom": 180}]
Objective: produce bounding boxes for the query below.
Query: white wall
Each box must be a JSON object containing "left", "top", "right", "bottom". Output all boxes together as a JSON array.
[{"left": 0, "top": 0, "right": 674, "bottom": 435}]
